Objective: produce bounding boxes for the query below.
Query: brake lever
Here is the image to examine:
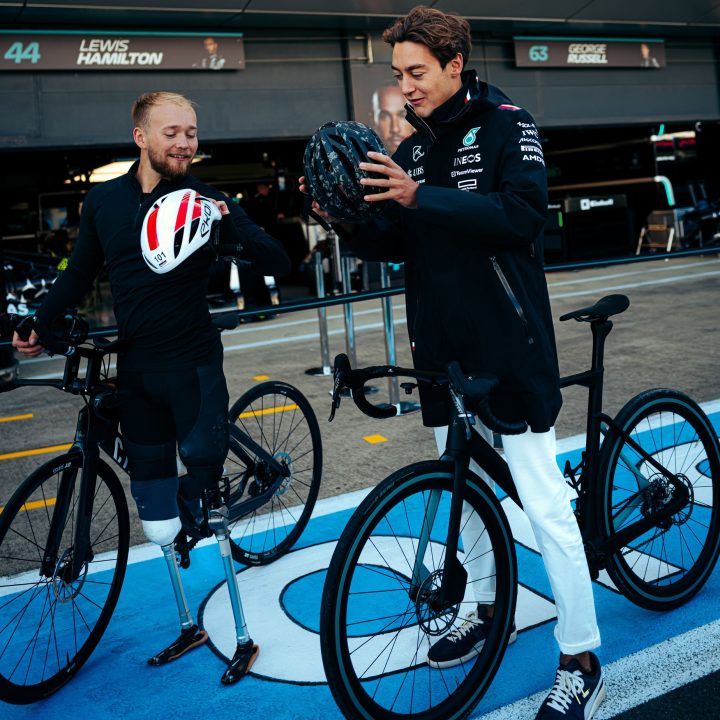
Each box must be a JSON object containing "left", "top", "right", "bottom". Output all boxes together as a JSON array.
[
  {"left": 449, "top": 386, "right": 475, "bottom": 440},
  {"left": 328, "top": 369, "right": 345, "bottom": 422}
]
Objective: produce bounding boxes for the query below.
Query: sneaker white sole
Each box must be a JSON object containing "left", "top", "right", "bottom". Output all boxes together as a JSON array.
[
  {"left": 427, "top": 627, "right": 518, "bottom": 669},
  {"left": 585, "top": 678, "right": 606, "bottom": 720}
]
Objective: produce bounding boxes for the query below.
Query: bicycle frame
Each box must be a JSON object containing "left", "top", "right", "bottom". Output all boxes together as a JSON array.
[
  {"left": 95, "top": 396, "right": 291, "bottom": 529},
  {"left": 16, "top": 339, "right": 291, "bottom": 587},
  {"left": 559, "top": 316, "right": 690, "bottom": 571},
  {"left": 409, "top": 389, "right": 521, "bottom": 612},
  {"left": 410, "top": 313, "right": 693, "bottom": 593}
]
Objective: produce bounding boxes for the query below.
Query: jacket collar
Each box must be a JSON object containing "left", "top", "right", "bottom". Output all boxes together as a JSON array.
[{"left": 403, "top": 69, "right": 516, "bottom": 139}]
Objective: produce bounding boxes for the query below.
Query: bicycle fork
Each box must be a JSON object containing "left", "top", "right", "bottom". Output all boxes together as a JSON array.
[{"left": 410, "top": 411, "right": 470, "bottom": 612}]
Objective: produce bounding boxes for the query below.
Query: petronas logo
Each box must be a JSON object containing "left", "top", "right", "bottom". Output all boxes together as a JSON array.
[{"left": 463, "top": 127, "right": 481, "bottom": 146}]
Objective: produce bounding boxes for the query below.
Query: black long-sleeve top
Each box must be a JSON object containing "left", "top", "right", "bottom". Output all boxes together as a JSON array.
[{"left": 36, "top": 163, "right": 290, "bottom": 370}]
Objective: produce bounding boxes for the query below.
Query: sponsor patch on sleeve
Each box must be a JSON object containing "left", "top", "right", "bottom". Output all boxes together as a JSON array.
[{"left": 515, "top": 120, "right": 545, "bottom": 165}]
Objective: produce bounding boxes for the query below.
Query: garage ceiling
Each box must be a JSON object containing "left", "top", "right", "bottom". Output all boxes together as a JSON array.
[{"left": 3, "top": 0, "right": 720, "bottom": 31}]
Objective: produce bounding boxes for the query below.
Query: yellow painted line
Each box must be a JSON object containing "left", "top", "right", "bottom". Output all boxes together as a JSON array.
[
  {"left": 0, "top": 413, "right": 33, "bottom": 423},
  {"left": 253, "top": 375, "right": 270, "bottom": 381},
  {"left": 0, "top": 443, "right": 72, "bottom": 461},
  {"left": 363, "top": 434, "right": 388, "bottom": 445},
  {"left": 237, "top": 404, "right": 299, "bottom": 419},
  {"left": 0, "top": 497, "right": 57, "bottom": 515}
]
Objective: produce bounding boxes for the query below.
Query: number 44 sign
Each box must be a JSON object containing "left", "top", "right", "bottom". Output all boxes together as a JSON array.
[
  {"left": 3, "top": 41, "right": 41, "bottom": 64},
  {"left": 0, "top": 32, "right": 246, "bottom": 71}
]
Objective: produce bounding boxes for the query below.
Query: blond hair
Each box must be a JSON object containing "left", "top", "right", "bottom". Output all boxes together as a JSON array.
[{"left": 131, "top": 92, "right": 196, "bottom": 130}]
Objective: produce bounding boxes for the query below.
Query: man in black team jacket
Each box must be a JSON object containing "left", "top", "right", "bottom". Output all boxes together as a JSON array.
[
  {"left": 305, "top": 7, "right": 605, "bottom": 719},
  {"left": 14, "top": 92, "right": 290, "bottom": 672}
]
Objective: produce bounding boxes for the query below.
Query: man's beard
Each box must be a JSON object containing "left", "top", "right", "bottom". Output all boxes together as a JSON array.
[{"left": 148, "top": 145, "right": 192, "bottom": 181}]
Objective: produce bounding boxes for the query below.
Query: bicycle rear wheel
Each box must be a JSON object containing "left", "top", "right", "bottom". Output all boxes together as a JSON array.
[
  {"left": 0, "top": 453, "right": 129, "bottom": 704},
  {"left": 226, "top": 381, "right": 322, "bottom": 565},
  {"left": 597, "top": 389, "right": 720, "bottom": 610},
  {"left": 321, "top": 461, "right": 516, "bottom": 720}
]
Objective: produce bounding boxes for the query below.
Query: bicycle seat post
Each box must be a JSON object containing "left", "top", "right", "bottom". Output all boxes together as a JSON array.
[{"left": 585, "top": 319, "right": 613, "bottom": 457}]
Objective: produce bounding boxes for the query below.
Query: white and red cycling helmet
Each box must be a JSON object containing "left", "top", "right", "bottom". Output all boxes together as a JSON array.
[{"left": 141, "top": 188, "right": 222, "bottom": 274}]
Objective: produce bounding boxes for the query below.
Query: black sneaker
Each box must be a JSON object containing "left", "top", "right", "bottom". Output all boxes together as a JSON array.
[
  {"left": 535, "top": 652, "right": 606, "bottom": 719},
  {"left": 426, "top": 605, "right": 517, "bottom": 669}
]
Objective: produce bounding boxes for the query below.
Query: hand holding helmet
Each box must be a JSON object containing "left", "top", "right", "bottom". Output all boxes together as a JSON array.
[
  {"left": 359, "top": 151, "right": 419, "bottom": 209},
  {"left": 141, "top": 188, "right": 223, "bottom": 274},
  {"left": 302, "top": 121, "right": 390, "bottom": 223}
]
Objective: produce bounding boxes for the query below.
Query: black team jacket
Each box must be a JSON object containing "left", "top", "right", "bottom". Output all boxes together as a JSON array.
[
  {"left": 36, "top": 163, "right": 290, "bottom": 371},
  {"left": 341, "top": 70, "right": 562, "bottom": 432}
]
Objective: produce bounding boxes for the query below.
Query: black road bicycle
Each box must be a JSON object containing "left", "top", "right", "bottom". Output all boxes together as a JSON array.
[
  {"left": 320, "top": 294, "right": 720, "bottom": 720},
  {"left": 0, "top": 313, "right": 322, "bottom": 704}
]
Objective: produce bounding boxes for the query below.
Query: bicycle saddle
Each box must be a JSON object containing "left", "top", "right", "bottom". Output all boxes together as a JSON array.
[{"left": 559, "top": 294, "right": 630, "bottom": 323}]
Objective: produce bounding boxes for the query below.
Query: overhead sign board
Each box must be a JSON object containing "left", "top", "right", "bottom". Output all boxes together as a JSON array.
[
  {"left": 515, "top": 38, "right": 665, "bottom": 68},
  {"left": 0, "top": 31, "right": 245, "bottom": 71}
]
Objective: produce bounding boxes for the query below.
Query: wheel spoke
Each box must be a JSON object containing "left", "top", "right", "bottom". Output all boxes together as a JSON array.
[
  {"left": 228, "top": 383, "right": 321, "bottom": 565},
  {"left": 0, "top": 458, "right": 128, "bottom": 701},
  {"left": 602, "top": 393, "right": 720, "bottom": 608},
  {"left": 322, "top": 467, "right": 515, "bottom": 719}
]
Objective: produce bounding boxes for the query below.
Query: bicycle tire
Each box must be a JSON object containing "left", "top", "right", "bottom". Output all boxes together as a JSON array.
[
  {"left": 596, "top": 388, "right": 720, "bottom": 610},
  {"left": 0, "top": 453, "right": 129, "bottom": 704},
  {"left": 321, "top": 461, "right": 517, "bottom": 720},
  {"left": 226, "top": 381, "right": 322, "bottom": 565}
]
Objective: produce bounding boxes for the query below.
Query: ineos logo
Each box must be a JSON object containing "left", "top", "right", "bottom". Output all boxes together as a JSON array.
[{"left": 529, "top": 45, "right": 549, "bottom": 62}]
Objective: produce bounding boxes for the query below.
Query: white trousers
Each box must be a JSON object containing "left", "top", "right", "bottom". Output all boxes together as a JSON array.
[{"left": 434, "top": 423, "right": 601, "bottom": 655}]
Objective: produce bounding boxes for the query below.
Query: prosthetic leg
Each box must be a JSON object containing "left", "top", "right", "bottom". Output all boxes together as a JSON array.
[
  {"left": 206, "top": 488, "right": 260, "bottom": 684},
  {"left": 130, "top": 473, "right": 208, "bottom": 667},
  {"left": 147, "top": 539, "right": 208, "bottom": 665}
]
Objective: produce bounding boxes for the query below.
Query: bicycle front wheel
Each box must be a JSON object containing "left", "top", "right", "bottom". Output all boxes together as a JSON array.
[
  {"left": 321, "top": 461, "right": 517, "bottom": 720},
  {"left": 226, "top": 381, "right": 322, "bottom": 565},
  {"left": 0, "top": 453, "right": 129, "bottom": 704},
  {"left": 597, "top": 389, "right": 720, "bottom": 610}
]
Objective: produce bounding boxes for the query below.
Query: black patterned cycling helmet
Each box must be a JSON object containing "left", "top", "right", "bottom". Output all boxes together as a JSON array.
[{"left": 303, "top": 121, "right": 387, "bottom": 223}]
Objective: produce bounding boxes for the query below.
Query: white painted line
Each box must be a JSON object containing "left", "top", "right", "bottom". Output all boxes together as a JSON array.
[
  {"left": 474, "top": 619, "right": 720, "bottom": 719},
  {"left": 223, "top": 316, "right": 407, "bottom": 353},
  {"left": 220, "top": 303, "right": 407, "bottom": 336},
  {"left": 551, "top": 269, "right": 720, "bottom": 299},
  {"left": 547, "top": 259, "right": 718, "bottom": 288}
]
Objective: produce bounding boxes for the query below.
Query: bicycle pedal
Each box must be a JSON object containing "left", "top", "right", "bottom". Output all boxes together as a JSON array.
[
  {"left": 147, "top": 625, "right": 208, "bottom": 666},
  {"left": 220, "top": 640, "right": 259, "bottom": 685}
]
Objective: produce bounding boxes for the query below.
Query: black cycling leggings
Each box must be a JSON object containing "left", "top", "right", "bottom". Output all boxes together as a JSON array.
[{"left": 118, "top": 357, "right": 229, "bottom": 521}]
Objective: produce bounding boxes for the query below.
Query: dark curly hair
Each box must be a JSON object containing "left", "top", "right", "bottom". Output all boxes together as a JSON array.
[{"left": 382, "top": 6, "right": 471, "bottom": 69}]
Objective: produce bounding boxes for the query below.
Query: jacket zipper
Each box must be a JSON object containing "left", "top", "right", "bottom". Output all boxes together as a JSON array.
[
  {"left": 405, "top": 104, "right": 437, "bottom": 142},
  {"left": 490, "top": 256, "right": 534, "bottom": 345}
]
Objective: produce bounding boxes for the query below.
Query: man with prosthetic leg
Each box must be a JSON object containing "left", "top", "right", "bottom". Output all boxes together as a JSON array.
[{"left": 14, "top": 91, "right": 289, "bottom": 683}]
